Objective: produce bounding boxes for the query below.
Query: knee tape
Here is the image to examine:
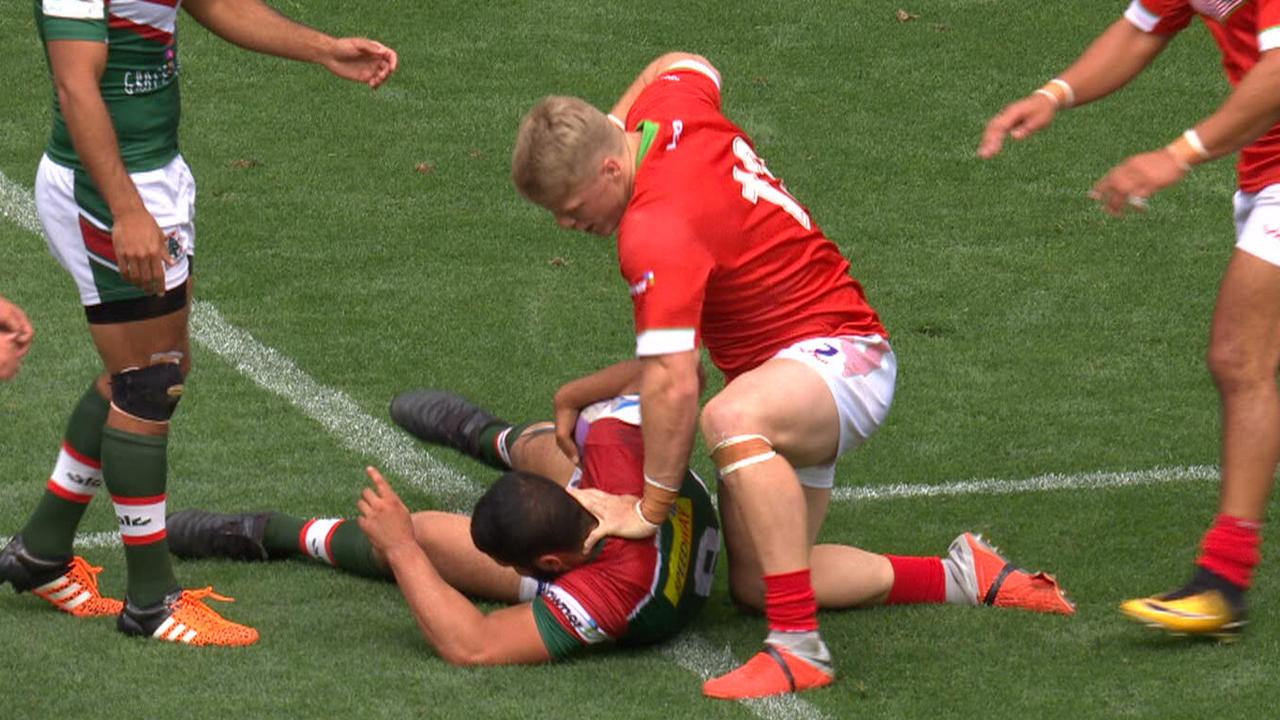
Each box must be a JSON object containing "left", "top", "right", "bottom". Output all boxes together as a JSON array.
[
  {"left": 111, "top": 362, "right": 185, "bottom": 421},
  {"left": 711, "top": 434, "right": 777, "bottom": 477}
]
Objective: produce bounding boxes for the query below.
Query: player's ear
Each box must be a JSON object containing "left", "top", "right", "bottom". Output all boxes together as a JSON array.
[
  {"left": 535, "top": 553, "right": 567, "bottom": 573},
  {"left": 601, "top": 155, "right": 624, "bottom": 180}
]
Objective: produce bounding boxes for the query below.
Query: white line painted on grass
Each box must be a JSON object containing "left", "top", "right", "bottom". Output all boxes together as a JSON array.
[
  {"left": 1, "top": 169, "right": 823, "bottom": 720},
  {"left": 833, "top": 465, "right": 1219, "bottom": 502},
  {"left": 190, "top": 302, "right": 481, "bottom": 513},
  {"left": 664, "top": 635, "right": 829, "bottom": 720}
]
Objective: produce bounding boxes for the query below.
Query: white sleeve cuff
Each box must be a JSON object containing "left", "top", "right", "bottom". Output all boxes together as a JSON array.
[
  {"left": 1123, "top": 0, "right": 1159, "bottom": 32},
  {"left": 664, "top": 59, "right": 722, "bottom": 89},
  {"left": 635, "top": 328, "right": 696, "bottom": 356}
]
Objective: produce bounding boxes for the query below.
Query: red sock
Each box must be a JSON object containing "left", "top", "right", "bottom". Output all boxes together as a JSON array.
[
  {"left": 763, "top": 569, "right": 819, "bottom": 632},
  {"left": 1197, "top": 514, "right": 1263, "bottom": 589},
  {"left": 884, "top": 555, "right": 946, "bottom": 605}
]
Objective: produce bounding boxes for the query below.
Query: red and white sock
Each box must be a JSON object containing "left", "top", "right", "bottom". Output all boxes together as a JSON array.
[
  {"left": 111, "top": 493, "right": 167, "bottom": 546},
  {"left": 47, "top": 442, "right": 104, "bottom": 505},
  {"left": 299, "top": 518, "right": 345, "bottom": 566},
  {"left": 763, "top": 568, "right": 819, "bottom": 632}
]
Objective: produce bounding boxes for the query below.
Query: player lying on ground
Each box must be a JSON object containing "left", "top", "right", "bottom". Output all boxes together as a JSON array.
[{"left": 168, "top": 363, "right": 722, "bottom": 664}]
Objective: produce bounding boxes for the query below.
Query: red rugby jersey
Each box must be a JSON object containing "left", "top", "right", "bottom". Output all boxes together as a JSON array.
[
  {"left": 617, "top": 64, "right": 885, "bottom": 381},
  {"left": 1125, "top": 0, "right": 1280, "bottom": 191}
]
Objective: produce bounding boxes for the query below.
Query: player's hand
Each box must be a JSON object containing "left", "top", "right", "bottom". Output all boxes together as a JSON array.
[
  {"left": 552, "top": 394, "right": 582, "bottom": 466},
  {"left": 356, "top": 466, "right": 416, "bottom": 552},
  {"left": 323, "top": 38, "right": 398, "bottom": 89},
  {"left": 1089, "top": 148, "right": 1188, "bottom": 217},
  {"left": 112, "top": 208, "right": 172, "bottom": 296},
  {"left": 567, "top": 488, "right": 659, "bottom": 552},
  {"left": 0, "top": 296, "right": 33, "bottom": 382},
  {"left": 977, "top": 94, "right": 1058, "bottom": 159}
]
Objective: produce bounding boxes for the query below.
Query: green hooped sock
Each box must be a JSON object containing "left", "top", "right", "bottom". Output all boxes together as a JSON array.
[
  {"left": 264, "top": 513, "right": 389, "bottom": 580},
  {"left": 101, "top": 426, "right": 178, "bottom": 608},
  {"left": 21, "top": 382, "right": 110, "bottom": 559},
  {"left": 475, "top": 421, "right": 540, "bottom": 469}
]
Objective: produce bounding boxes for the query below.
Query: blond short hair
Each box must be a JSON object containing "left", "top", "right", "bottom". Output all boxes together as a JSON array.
[{"left": 511, "top": 96, "right": 620, "bottom": 207}]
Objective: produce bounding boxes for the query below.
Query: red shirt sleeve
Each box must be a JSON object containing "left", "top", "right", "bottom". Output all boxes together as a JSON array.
[{"left": 617, "top": 215, "right": 713, "bottom": 356}]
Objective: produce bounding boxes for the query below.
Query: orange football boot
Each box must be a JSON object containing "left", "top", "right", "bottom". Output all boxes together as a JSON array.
[
  {"left": 948, "top": 532, "right": 1075, "bottom": 615},
  {"left": 703, "top": 645, "right": 834, "bottom": 700}
]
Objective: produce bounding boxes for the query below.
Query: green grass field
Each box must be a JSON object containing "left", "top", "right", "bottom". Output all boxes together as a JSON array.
[{"left": 2, "top": 1, "right": 1278, "bottom": 718}]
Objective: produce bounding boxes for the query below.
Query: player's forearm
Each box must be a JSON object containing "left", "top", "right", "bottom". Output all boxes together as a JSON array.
[
  {"left": 637, "top": 352, "right": 699, "bottom": 520},
  {"left": 1055, "top": 19, "right": 1167, "bottom": 108},
  {"left": 56, "top": 81, "right": 147, "bottom": 218},
  {"left": 554, "top": 360, "right": 643, "bottom": 409},
  {"left": 184, "top": 0, "right": 335, "bottom": 64},
  {"left": 1187, "top": 52, "right": 1280, "bottom": 161},
  {"left": 382, "top": 543, "right": 500, "bottom": 666}
]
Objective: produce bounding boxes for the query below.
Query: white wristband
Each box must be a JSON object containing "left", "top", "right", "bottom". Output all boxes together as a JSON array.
[
  {"left": 644, "top": 474, "right": 680, "bottom": 493},
  {"left": 1048, "top": 78, "right": 1075, "bottom": 108},
  {"left": 634, "top": 500, "right": 661, "bottom": 529},
  {"left": 1183, "top": 129, "right": 1211, "bottom": 160}
]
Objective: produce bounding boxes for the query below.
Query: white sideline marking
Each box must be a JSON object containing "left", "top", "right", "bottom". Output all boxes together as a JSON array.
[
  {"left": 664, "top": 635, "right": 830, "bottom": 720},
  {"left": 833, "top": 465, "right": 1219, "bottom": 502},
  {"left": 190, "top": 302, "right": 481, "bottom": 513},
  {"left": 1, "top": 169, "right": 823, "bottom": 720}
]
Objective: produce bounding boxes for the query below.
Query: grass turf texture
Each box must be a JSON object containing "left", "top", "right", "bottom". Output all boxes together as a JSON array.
[{"left": 1, "top": 0, "right": 1277, "bottom": 717}]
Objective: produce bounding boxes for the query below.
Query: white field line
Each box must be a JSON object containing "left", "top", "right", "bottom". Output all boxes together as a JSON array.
[
  {"left": 1, "top": 169, "right": 824, "bottom": 720},
  {"left": 663, "top": 635, "right": 829, "bottom": 720},
  {"left": 833, "top": 465, "right": 1219, "bottom": 502}
]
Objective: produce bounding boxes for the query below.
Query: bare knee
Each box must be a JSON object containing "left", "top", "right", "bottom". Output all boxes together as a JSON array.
[
  {"left": 1206, "top": 338, "right": 1277, "bottom": 395},
  {"left": 700, "top": 394, "right": 757, "bottom": 447}
]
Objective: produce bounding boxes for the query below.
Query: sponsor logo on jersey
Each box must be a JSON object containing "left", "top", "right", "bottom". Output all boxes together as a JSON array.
[
  {"left": 544, "top": 585, "right": 610, "bottom": 644},
  {"left": 629, "top": 271, "right": 655, "bottom": 297},
  {"left": 1190, "top": 0, "right": 1245, "bottom": 21},
  {"left": 123, "top": 47, "right": 179, "bottom": 96},
  {"left": 662, "top": 498, "right": 694, "bottom": 606}
]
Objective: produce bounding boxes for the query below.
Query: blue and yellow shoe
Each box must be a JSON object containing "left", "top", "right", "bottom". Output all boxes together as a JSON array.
[{"left": 1120, "top": 571, "right": 1247, "bottom": 641}]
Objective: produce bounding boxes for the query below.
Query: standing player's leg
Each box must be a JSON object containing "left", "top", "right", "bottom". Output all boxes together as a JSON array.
[
  {"left": 1121, "top": 243, "right": 1280, "bottom": 638},
  {"left": 0, "top": 372, "right": 121, "bottom": 617}
]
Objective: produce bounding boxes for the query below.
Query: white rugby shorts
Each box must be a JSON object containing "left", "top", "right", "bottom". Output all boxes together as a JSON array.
[
  {"left": 1233, "top": 183, "right": 1280, "bottom": 268},
  {"left": 772, "top": 334, "right": 897, "bottom": 488},
  {"left": 35, "top": 153, "right": 195, "bottom": 306}
]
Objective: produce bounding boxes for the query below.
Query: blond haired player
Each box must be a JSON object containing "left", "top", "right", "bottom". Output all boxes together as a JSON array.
[
  {"left": 512, "top": 53, "right": 1074, "bottom": 699},
  {"left": 980, "top": 1, "right": 1280, "bottom": 639},
  {"left": 0, "top": 0, "right": 395, "bottom": 647}
]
